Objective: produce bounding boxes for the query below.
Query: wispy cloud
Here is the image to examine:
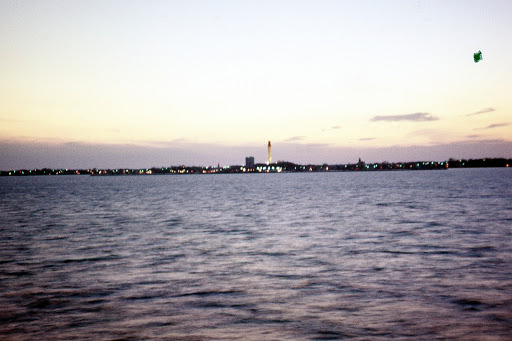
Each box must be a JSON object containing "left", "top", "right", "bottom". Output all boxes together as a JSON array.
[
  {"left": 359, "top": 137, "right": 376, "bottom": 141},
  {"left": 135, "top": 139, "right": 187, "bottom": 148},
  {"left": 322, "top": 125, "right": 341, "bottom": 132},
  {"left": 467, "top": 107, "right": 495, "bottom": 117},
  {"left": 284, "top": 136, "right": 306, "bottom": 142},
  {"left": 0, "top": 117, "right": 22, "bottom": 123},
  {"left": 466, "top": 134, "right": 481, "bottom": 138},
  {"left": 371, "top": 113, "right": 439, "bottom": 122},
  {"left": 476, "top": 123, "right": 510, "bottom": 130},
  {"left": 300, "top": 143, "right": 331, "bottom": 148}
]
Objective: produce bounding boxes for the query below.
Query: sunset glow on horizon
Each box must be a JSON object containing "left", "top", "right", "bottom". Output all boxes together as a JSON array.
[{"left": 1, "top": 1, "right": 511, "bottom": 169}]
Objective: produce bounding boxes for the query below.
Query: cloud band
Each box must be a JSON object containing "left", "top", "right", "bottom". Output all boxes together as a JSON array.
[{"left": 371, "top": 113, "right": 438, "bottom": 122}]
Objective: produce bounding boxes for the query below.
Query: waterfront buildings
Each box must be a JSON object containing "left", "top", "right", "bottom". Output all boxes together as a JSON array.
[{"left": 245, "top": 157, "right": 255, "bottom": 168}]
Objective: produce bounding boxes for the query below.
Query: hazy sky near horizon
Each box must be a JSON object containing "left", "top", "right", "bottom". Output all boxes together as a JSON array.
[{"left": 1, "top": 0, "right": 511, "bottom": 169}]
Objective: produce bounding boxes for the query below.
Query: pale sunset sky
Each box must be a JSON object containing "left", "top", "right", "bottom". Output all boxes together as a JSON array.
[{"left": 1, "top": 0, "right": 511, "bottom": 169}]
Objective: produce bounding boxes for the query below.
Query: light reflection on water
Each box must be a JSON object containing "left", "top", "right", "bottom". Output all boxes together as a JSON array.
[{"left": 1, "top": 169, "right": 511, "bottom": 340}]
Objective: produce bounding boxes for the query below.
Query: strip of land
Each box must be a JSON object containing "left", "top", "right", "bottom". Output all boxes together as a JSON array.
[{"left": 1, "top": 158, "right": 510, "bottom": 176}]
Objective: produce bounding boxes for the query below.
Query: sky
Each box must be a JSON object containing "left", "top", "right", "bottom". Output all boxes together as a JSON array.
[{"left": 1, "top": 0, "right": 511, "bottom": 169}]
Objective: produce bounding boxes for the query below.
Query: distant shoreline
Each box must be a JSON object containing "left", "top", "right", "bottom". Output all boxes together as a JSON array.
[{"left": 1, "top": 158, "right": 510, "bottom": 176}]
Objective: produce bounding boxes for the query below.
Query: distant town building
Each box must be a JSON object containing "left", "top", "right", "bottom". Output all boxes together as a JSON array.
[
  {"left": 357, "top": 158, "right": 366, "bottom": 170},
  {"left": 245, "top": 157, "right": 255, "bottom": 168}
]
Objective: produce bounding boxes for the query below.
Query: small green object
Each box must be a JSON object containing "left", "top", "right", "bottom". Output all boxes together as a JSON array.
[{"left": 473, "top": 50, "right": 482, "bottom": 63}]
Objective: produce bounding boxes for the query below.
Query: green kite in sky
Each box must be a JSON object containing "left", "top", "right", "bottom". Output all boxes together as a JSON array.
[{"left": 474, "top": 50, "right": 483, "bottom": 63}]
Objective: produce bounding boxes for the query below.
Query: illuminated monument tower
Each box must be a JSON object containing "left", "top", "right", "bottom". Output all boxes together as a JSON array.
[{"left": 267, "top": 141, "right": 272, "bottom": 165}]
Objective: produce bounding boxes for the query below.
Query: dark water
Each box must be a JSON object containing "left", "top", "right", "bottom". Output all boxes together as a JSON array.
[{"left": 1, "top": 169, "right": 511, "bottom": 340}]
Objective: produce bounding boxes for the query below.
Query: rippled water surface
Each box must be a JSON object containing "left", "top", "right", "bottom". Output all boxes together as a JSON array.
[{"left": 1, "top": 169, "right": 511, "bottom": 340}]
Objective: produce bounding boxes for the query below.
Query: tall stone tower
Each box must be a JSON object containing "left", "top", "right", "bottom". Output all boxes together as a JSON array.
[{"left": 267, "top": 141, "right": 272, "bottom": 165}]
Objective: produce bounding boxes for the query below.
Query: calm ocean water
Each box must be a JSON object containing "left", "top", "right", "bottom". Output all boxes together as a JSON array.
[{"left": 1, "top": 169, "right": 511, "bottom": 340}]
